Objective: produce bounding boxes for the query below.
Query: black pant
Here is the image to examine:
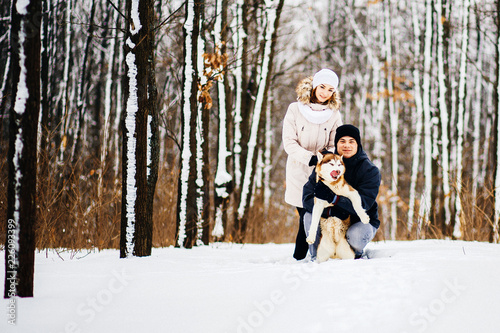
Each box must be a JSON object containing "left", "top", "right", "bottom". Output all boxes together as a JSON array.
[{"left": 293, "top": 207, "right": 309, "bottom": 260}]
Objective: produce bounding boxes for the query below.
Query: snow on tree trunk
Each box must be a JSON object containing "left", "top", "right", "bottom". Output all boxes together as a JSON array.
[
  {"left": 435, "top": 0, "right": 452, "bottom": 228},
  {"left": 196, "top": 46, "right": 204, "bottom": 246},
  {"left": 177, "top": 0, "right": 195, "bottom": 248},
  {"left": 263, "top": 97, "right": 272, "bottom": 210},
  {"left": 0, "top": 51, "right": 9, "bottom": 111},
  {"left": 453, "top": 0, "right": 470, "bottom": 239},
  {"left": 214, "top": 96, "right": 231, "bottom": 193},
  {"left": 114, "top": 34, "right": 125, "bottom": 181},
  {"left": 408, "top": 1, "right": 424, "bottom": 235},
  {"left": 195, "top": 3, "right": 208, "bottom": 245},
  {"left": 213, "top": 0, "right": 231, "bottom": 239},
  {"left": 122, "top": 40, "right": 139, "bottom": 258},
  {"left": 231, "top": 0, "right": 246, "bottom": 189},
  {"left": 120, "top": 0, "right": 154, "bottom": 257},
  {"left": 5, "top": 0, "right": 41, "bottom": 298},
  {"left": 255, "top": 148, "right": 263, "bottom": 198},
  {"left": 236, "top": 0, "right": 283, "bottom": 238},
  {"left": 177, "top": 0, "right": 201, "bottom": 248}
]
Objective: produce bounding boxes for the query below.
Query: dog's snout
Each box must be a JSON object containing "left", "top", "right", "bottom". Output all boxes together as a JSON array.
[{"left": 330, "top": 170, "right": 340, "bottom": 178}]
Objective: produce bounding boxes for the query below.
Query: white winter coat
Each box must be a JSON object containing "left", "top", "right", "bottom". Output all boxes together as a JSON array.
[{"left": 282, "top": 77, "right": 342, "bottom": 207}]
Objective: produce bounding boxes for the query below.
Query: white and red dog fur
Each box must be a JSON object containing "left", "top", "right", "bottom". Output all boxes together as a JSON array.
[{"left": 306, "top": 152, "right": 370, "bottom": 262}]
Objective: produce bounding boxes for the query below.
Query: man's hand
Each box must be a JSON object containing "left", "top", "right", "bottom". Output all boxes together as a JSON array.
[
  {"left": 322, "top": 205, "right": 349, "bottom": 219},
  {"left": 314, "top": 181, "right": 338, "bottom": 204}
]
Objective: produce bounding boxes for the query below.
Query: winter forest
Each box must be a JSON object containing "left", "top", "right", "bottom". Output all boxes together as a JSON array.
[{"left": 2, "top": 0, "right": 500, "bottom": 294}]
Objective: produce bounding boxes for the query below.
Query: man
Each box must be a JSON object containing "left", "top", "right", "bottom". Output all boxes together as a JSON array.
[{"left": 298, "top": 124, "right": 381, "bottom": 260}]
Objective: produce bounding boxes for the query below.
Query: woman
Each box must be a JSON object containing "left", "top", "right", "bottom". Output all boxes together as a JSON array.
[{"left": 282, "top": 68, "right": 343, "bottom": 260}]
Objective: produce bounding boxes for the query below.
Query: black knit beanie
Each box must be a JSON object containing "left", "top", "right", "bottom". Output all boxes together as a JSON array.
[{"left": 334, "top": 124, "right": 361, "bottom": 149}]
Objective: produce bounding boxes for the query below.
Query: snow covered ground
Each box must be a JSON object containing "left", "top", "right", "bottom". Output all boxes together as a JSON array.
[{"left": 1, "top": 240, "right": 499, "bottom": 333}]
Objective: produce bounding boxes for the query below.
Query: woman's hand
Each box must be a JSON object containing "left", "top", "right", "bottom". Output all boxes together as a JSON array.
[{"left": 308, "top": 155, "right": 318, "bottom": 166}]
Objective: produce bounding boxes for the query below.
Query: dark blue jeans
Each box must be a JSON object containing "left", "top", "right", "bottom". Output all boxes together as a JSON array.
[{"left": 346, "top": 221, "right": 377, "bottom": 256}]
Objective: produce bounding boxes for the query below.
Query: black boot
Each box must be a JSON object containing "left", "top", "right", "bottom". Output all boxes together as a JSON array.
[
  {"left": 293, "top": 208, "right": 308, "bottom": 260},
  {"left": 354, "top": 251, "right": 364, "bottom": 259}
]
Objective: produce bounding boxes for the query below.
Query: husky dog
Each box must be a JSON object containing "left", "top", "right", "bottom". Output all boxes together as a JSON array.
[{"left": 306, "top": 152, "right": 370, "bottom": 261}]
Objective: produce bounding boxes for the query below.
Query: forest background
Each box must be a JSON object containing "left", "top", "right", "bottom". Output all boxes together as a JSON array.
[{"left": 1, "top": 0, "right": 500, "bottom": 255}]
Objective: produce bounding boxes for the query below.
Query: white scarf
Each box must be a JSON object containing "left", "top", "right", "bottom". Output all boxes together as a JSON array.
[{"left": 297, "top": 102, "right": 334, "bottom": 124}]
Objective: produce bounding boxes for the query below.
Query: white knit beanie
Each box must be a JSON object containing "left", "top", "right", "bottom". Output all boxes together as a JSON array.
[{"left": 312, "top": 69, "right": 339, "bottom": 89}]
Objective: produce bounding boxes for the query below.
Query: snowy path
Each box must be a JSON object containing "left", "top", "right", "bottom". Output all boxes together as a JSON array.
[{"left": 1, "top": 240, "right": 499, "bottom": 333}]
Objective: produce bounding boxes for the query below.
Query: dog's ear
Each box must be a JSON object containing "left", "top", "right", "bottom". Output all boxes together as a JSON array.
[{"left": 317, "top": 151, "right": 324, "bottom": 162}]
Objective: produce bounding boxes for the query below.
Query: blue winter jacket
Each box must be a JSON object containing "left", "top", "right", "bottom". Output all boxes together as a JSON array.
[{"left": 302, "top": 148, "right": 381, "bottom": 229}]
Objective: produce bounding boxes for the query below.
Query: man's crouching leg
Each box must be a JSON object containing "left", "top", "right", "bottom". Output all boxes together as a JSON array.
[{"left": 346, "top": 221, "right": 377, "bottom": 259}]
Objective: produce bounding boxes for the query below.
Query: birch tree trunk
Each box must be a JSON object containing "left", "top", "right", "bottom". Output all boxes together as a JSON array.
[
  {"left": 493, "top": 0, "right": 500, "bottom": 243},
  {"left": 58, "top": 0, "right": 73, "bottom": 164},
  {"left": 482, "top": 70, "right": 493, "bottom": 190},
  {"left": 231, "top": 0, "right": 247, "bottom": 203},
  {"left": 4, "top": 0, "right": 41, "bottom": 298},
  {"left": 435, "top": 0, "right": 452, "bottom": 231},
  {"left": 383, "top": 0, "right": 398, "bottom": 240},
  {"left": 471, "top": 3, "right": 483, "bottom": 220},
  {"left": 418, "top": 0, "right": 434, "bottom": 234},
  {"left": 38, "top": 0, "right": 51, "bottom": 195},
  {"left": 453, "top": 0, "right": 471, "bottom": 239},
  {"left": 408, "top": 1, "right": 424, "bottom": 235}
]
